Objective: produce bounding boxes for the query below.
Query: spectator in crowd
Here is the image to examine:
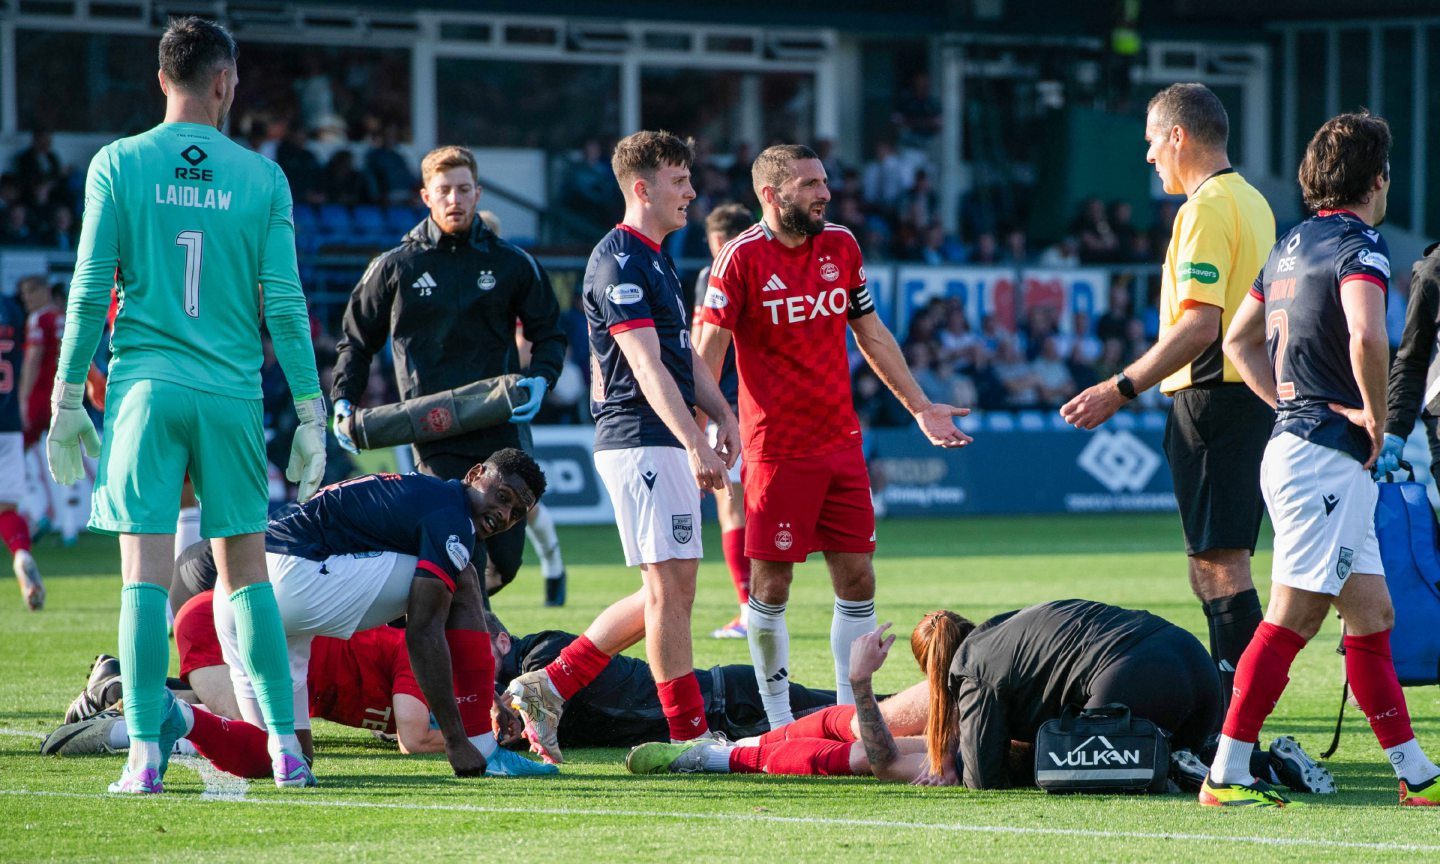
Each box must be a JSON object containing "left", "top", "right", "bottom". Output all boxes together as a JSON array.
[
  {"left": 937, "top": 304, "right": 977, "bottom": 365},
  {"left": 815, "top": 139, "right": 846, "bottom": 192},
  {"left": 993, "top": 338, "right": 1040, "bottom": 407},
  {"left": 560, "top": 138, "right": 620, "bottom": 229},
  {"left": 1096, "top": 277, "right": 1136, "bottom": 342},
  {"left": 0, "top": 204, "right": 33, "bottom": 246},
  {"left": 275, "top": 126, "right": 324, "bottom": 205},
  {"left": 366, "top": 125, "right": 417, "bottom": 205},
  {"left": 1031, "top": 336, "right": 1077, "bottom": 407},
  {"left": 322, "top": 150, "right": 377, "bottom": 206},
  {"left": 863, "top": 141, "right": 910, "bottom": 214},
  {"left": 15, "top": 129, "right": 65, "bottom": 201},
  {"left": 1002, "top": 228, "right": 1030, "bottom": 265},
  {"left": 1038, "top": 236, "right": 1080, "bottom": 267},
  {"left": 1149, "top": 199, "right": 1179, "bottom": 259},
  {"left": 900, "top": 169, "right": 940, "bottom": 229},
  {"left": 905, "top": 343, "right": 953, "bottom": 407},
  {"left": 968, "top": 231, "right": 1000, "bottom": 265},
  {"left": 36, "top": 206, "right": 77, "bottom": 251},
  {"left": 1073, "top": 197, "right": 1120, "bottom": 263},
  {"left": 1019, "top": 305, "right": 1059, "bottom": 360},
  {"left": 893, "top": 72, "right": 942, "bottom": 150},
  {"left": 1109, "top": 200, "right": 1139, "bottom": 262}
]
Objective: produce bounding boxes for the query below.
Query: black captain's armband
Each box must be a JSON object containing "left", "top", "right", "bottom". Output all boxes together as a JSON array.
[{"left": 847, "top": 284, "right": 875, "bottom": 320}]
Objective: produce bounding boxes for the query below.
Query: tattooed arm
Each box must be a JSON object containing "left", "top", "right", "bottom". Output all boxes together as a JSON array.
[{"left": 848, "top": 624, "right": 916, "bottom": 782}]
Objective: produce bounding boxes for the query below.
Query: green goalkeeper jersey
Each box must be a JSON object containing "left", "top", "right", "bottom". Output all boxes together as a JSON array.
[{"left": 59, "top": 121, "right": 319, "bottom": 402}]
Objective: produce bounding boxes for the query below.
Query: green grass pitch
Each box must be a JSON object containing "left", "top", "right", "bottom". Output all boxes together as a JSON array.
[{"left": 2, "top": 514, "right": 1438, "bottom": 862}]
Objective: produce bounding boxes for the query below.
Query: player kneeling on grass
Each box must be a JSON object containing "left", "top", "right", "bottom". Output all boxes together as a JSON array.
[
  {"left": 1201, "top": 112, "right": 1440, "bottom": 809},
  {"left": 627, "top": 601, "right": 1327, "bottom": 791},
  {"left": 47, "top": 452, "right": 552, "bottom": 780}
]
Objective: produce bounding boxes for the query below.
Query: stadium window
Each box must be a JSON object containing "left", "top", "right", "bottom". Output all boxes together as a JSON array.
[
  {"left": 435, "top": 59, "right": 619, "bottom": 151},
  {"left": 1381, "top": 27, "right": 1413, "bottom": 229},
  {"left": 229, "top": 44, "right": 412, "bottom": 144},
  {"left": 640, "top": 68, "right": 815, "bottom": 153},
  {"left": 16, "top": 30, "right": 155, "bottom": 133}
]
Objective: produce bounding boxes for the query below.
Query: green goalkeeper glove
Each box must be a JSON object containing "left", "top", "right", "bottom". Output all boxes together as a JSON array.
[
  {"left": 288, "top": 397, "right": 328, "bottom": 502},
  {"left": 47, "top": 381, "right": 101, "bottom": 486}
]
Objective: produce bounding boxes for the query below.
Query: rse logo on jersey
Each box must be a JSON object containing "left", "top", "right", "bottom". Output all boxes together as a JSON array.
[
  {"left": 176, "top": 145, "right": 213, "bottom": 181},
  {"left": 763, "top": 288, "right": 850, "bottom": 325},
  {"left": 607, "top": 283, "right": 644, "bottom": 305}
]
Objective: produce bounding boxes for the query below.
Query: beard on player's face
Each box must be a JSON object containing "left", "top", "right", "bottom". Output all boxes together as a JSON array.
[{"left": 777, "top": 193, "right": 825, "bottom": 238}]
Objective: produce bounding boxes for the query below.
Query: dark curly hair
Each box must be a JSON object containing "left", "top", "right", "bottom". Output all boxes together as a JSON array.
[
  {"left": 1298, "top": 111, "right": 1391, "bottom": 212},
  {"left": 465, "top": 447, "right": 546, "bottom": 502}
]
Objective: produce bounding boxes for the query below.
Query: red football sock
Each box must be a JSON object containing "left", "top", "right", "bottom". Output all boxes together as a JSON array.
[
  {"left": 544, "top": 635, "right": 613, "bottom": 701},
  {"left": 721, "top": 528, "right": 751, "bottom": 605},
  {"left": 757, "top": 705, "right": 857, "bottom": 745},
  {"left": 0, "top": 510, "right": 29, "bottom": 554},
  {"left": 728, "top": 738, "right": 854, "bottom": 776},
  {"left": 657, "top": 673, "right": 708, "bottom": 740},
  {"left": 186, "top": 706, "right": 273, "bottom": 779},
  {"left": 1221, "top": 621, "right": 1308, "bottom": 743},
  {"left": 446, "top": 629, "right": 496, "bottom": 737},
  {"left": 1344, "top": 629, "right": 1415, "bottom": 748}
]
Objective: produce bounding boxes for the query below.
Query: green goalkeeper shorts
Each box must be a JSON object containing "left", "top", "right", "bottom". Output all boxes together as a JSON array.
[{"left": 91, "top": 377, "right": 268, "bottom": 539}]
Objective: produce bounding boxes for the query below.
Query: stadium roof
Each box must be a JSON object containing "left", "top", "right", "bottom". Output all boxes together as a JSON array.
[{"left": 316, "top": 0, "right": 1440, "bottom": 34}]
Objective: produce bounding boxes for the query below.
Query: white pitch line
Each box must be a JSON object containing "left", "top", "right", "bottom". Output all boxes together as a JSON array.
[
  {"left": 170, "top": 755, "right": 249, "bottom": 802},
  {"left": 0, "top": 728, "right": 45, "bottom": 740},
  {"left": 0, "top": 788, "right": 1436, "bottom": 853}
]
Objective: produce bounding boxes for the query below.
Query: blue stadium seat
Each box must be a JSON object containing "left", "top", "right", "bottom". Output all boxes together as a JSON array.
[
  {"left": 353, "top": 204, "right": 386, "bottom": 237},
  {"left": 318, "top": 204, "right": 353, "bottom": 236},
  {"left": 292, "top": 203, "right": 319, "bottom": 235},
  {"left": 387, "top": 206, "right": 425, "bottom": 235}
]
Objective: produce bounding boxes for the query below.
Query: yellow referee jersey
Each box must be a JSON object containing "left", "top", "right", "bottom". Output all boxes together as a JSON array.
[{"left": 1158, "top": 170, "right": 1275, "bottom": 394}]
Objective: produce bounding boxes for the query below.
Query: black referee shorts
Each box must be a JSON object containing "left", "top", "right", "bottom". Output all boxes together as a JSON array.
[{"left": 1163, "top": 384, "right": 1274, "bottom": 555}]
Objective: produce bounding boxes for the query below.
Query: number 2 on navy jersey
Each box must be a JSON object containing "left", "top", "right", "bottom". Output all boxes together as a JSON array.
[
  {"left": 1266, "top": 309, "right": 1296, "bottom": 400},
  {"left": 175, "top": 230, "right": 203, "bottom": 319}
]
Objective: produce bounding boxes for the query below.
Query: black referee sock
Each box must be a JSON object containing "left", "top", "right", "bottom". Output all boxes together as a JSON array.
[{"left": 1202, "top": 588, "right": 1263, "bottom": 711}]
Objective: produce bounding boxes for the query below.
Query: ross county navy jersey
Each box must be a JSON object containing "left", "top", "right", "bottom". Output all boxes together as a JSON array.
[
  {"left": 0, "top": 296, "right": 22, "bottom": 433},
  {"left": 266, "top": 472, "right": 478, "bottom": 592},
  {"left": 584, "top": 224, "right": 695, "bottom": 451},
  {"left": 1252, "top": 209, "right": 1391, "bottom": 463}
]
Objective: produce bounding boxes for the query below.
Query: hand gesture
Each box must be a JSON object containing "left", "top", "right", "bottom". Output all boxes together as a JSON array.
[
  {"left": 713, "top": 413, "right": 742, "bottom": 469},
  {"left": 688, "top": 443, "right": 727, "bottom": 491},
  {"left": 1329, "top": 403, "right": 1382, "bottom": 470},
  {"left": 509, "top": 377, "right": 548, "bottom": 424},
  {"left": 1060, "top": 379, "right": 1127, "bottom": 430},
  {"left": 848, "top": 622, "right": 895, "bottom": 683},
  {"left": 914, "top": 403, "right": 972, "bottom": 448}
]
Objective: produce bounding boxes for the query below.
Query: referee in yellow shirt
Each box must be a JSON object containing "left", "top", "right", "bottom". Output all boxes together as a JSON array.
[{"left": 1062, "top": 83, "right": 1275, "bottom": 706}]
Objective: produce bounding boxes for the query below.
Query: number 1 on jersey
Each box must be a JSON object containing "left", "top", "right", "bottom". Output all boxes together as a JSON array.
[{"left": 175, "top": 230, "right": 204, "bottom": 318}]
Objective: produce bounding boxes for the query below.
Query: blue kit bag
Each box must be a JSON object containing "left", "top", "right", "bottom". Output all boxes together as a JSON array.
[{"left": 1322, "top": 464, "right": 1440, "bottom": 756}]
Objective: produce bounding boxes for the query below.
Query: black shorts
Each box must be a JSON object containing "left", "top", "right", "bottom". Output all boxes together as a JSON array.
[
  {"left": 1087, "top": 624, "right": 1223, "bottom": 751},
  {"left": 1164, "top": 384, "right": 1274, "bottom": 555}
]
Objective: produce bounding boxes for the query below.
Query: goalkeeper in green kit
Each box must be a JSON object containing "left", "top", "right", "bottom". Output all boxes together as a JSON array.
[{"left": 47, "top": 17, "right": 326, "bottom": 793}]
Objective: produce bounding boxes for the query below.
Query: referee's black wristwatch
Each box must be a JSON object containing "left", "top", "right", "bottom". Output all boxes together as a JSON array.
[{"left": 1114, "top": 372, "right": 1138, "bottom": 400}]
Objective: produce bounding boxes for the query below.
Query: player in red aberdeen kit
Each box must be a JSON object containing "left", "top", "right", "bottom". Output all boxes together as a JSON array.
[{"left": 696, "top": 144, "right": 971, "bottom": 725}]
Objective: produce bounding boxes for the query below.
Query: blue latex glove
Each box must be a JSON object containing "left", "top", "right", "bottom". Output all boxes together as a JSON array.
[
  {"left": 1373, "top": 432, "right": 1405, "bottom": 478},
  {"left": 333, "top": 398, "right": 359, "bottom": 454},
  {"left": 509, "top": 377, "right": 547, "bottom": 424}
]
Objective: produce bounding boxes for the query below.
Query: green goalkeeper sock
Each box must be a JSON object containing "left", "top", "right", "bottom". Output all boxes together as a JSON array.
[
  {"left": 117, "top": 582, "right": 171, "bottom": 744},
  {"left": 230, "top": 582, "right": 296, "bottom": 736}
]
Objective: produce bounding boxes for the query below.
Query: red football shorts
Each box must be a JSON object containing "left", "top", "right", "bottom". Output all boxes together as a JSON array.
[
  {"left": 175, "top": 589, "right": 225, "bottom": 682},
  {"left": 743, "top": 444, "right": 876, "bottom": 562}
]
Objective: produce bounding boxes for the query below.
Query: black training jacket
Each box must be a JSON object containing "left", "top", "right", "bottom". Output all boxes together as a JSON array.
[
  {"left": 331, "top": 217, "right": 565, "bottom": 457},
  {"left": 947, "top": 599, "right": 1171, "bottom": 790},
  {"left": 1387, "top": 242, "right": 1440, "bottom": 436}
]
